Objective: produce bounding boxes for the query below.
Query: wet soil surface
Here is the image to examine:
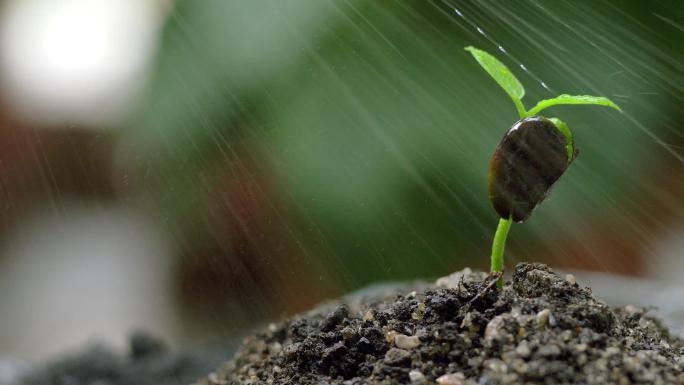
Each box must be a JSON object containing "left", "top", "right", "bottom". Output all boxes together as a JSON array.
[{"left": 198, "top": 263, "right": 684, "bottom": 385}]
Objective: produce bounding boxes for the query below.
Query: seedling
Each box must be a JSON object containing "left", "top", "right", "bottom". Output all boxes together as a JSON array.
[{"left": 464, "top": 46, "right": 621, "bottom": 286}]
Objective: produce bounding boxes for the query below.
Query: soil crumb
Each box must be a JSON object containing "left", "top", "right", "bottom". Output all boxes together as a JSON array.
[{"left": 198, "top": 263, "right": 684, "bottom": 385}]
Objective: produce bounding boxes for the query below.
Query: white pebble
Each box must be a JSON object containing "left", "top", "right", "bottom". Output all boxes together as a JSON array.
[
  {"left": 395, "top": 334, "right": 421, "bottom": 349},
  {"left": 269, "top": 342, "right": 282, "bottom": 355},
  {"left": 515, "top": 341, "right": 531, "bottom": 358},
  {"left": 460, "top": 312, "right": 472, "bottom": 329},
  {"left": 565, "top": 274, "right": 577, "bottom": 285},
  {"left": 485, "top": 315, "right": 505, "bottom": 340},
  {"left": 436, "top": 372, "right": 466, "bottom": 385},
  {"left": 536, "top": 309, "right": 551, "bottom": 328},
  {"left": 363, "top": 310, "right": 375, "bottom": 321},
  {"left": 624, "top": 304, "right": 639, "bottom": 314},
  {"left": 409, "top": 370, "right": 426, "bottom": 382}
]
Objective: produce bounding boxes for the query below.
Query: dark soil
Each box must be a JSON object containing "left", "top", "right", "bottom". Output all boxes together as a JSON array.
[
  {"left": 197, "top": 263, "right": 684, "bottom": 385},
  {"left": 20, "top": 333, "right": 235, "bottom": 385}
]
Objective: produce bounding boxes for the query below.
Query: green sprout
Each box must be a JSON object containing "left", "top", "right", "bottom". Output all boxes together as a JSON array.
[{"left": 464, "top": 46, "right": 621, "bottom": 286}]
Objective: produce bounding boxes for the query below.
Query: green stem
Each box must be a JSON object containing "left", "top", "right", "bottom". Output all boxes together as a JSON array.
[
  {"left": 525, "top": 103, "right": 545, "bottom": 117},
  {"left": 513, "top": 98, "right": 527, "bottom": 119},
  {"left": 491, "top": 217, "right": 512, "bottom": 286}
]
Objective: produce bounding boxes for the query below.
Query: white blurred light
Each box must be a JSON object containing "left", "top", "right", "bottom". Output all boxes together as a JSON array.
[
  {"left": 0, "top": 0, "right": 167, "bottom": 128},
  {"left": 0, "top": 206, "right": 182, "bottom": 359}
]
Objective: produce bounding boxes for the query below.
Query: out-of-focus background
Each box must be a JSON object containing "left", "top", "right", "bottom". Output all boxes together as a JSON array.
[{"left": 0, "top": 0, "right": 682, "bottom": 363}]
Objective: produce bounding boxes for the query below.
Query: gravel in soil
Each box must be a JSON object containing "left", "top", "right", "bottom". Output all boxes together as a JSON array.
[{"left": 197, "top": 263, "right": 684, "bottom": 385}]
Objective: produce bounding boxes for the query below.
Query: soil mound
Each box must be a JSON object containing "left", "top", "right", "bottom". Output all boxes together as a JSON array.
[{"left": 198, "top": 263, "right": 683, "bottom": 384}]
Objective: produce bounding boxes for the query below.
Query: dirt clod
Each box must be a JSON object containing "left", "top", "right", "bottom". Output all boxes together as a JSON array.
[{"left": 197, "top": 263, "right": 683, "bottom": 385}]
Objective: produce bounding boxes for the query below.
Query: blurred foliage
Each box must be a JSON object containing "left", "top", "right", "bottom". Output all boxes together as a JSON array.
[{"left": 121, "top": 0, "right": 684, "bottom": 290}]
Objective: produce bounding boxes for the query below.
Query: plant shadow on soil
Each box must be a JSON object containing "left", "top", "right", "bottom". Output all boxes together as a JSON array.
[{"left": 199, "top": 263, "right": 683, "bottom": 385}]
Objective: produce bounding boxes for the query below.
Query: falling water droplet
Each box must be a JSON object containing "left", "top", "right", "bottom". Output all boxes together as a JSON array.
[{"left": 451, "top": 3, "right": 553, "bottom": 94}]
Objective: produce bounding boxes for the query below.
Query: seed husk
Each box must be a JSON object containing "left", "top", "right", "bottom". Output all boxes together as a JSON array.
[{"left": 488, "top": 116, "right": 573, "bottom": 222}]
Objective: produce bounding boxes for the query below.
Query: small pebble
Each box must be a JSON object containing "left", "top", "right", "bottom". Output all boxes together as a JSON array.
[
  {"left": 268, "top": 342, "right": 282, "bottom": 355},
  {"left": 467, "top": 356, "right": 483, "bottom": 368},
  {"left": 207, "top": 372, "right": 227, "bottom": 385},
  {"left": 485, "top": 359, "right": 508, "bottom": 373},
  {"left": 624, "top": 356, "right": 641, "bottom": 371},
  {"left": 604, "top": 347, "right": 621, "bottom": 356},
  {"left": 577, "top": 353, "right": 587, "bottom": 365},
  {"left": 501, "top": 350, "right": 517, "bottom": 363},
  {"left": 384, "top": 348, "right": 411, "bottom": 366},
  {"left": 624, "top": 304, "right": 639, "bottom": 314},
  {"left": 574, "top": 343, "right": 588, "bottom": 352},
  {"left": 595, "top": 358, "right": 608, "bottom": 371},
  {"left": 515, "top": 341, "right": 531, "bottom": 358},
  {"left": 536, "top": 309, "right": 551, "bottom": 328},
  {"left": 340, "top": 326, "right": 355, "bottom": 340},
  {"left": 385, "top": 330, "right": 398, "bottom": 344},
  {"left": 408, "top": 370, "right": 426, "bottom": 382},
  {"left": 561, "top": 330, "right": 573, "bottom": 342},
  {"left": 510, "top": 358, "right": 528, "bottom": 374},
  {"left": 565, "top": 274, "right": 577, "bottom": 285},
  {"left": 411, "top": 302, "right": 426, "bottom": 320},
  {"left": 537, "top": 344, "right": 561, "bottom": 357},
  {"left": 436, "top": 372, "right": 466, "bottom": 385},
  {"left": 414, "top": 327, "right": 428, "bottom": 338},
  {"left": 395, "top": 334, "right": 421, "bottom": 349},
  {"left": 624, "top": 336, "right": 635, "bottom": 349},
  {"left": 460, "top": 312, "right": 472, "bottom": 329},
  {"left": 485, "top": 315, "right": 506, "bottom": 340}
]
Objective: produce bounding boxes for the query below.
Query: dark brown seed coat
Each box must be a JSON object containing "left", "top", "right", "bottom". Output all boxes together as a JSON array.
[{"left": 488, "top": 116, "right": 571, "bottom": 222}]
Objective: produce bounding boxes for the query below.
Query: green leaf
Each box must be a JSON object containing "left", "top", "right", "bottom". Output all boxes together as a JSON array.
[
  {"left": 527, "top": 94, "right": 621, "bottom": 116},
  {"left": 464, "top": 46, "right": 526, "bottom": 118},
  {"left": 548, "top": 117, "right": 574, "bottom": 162}
]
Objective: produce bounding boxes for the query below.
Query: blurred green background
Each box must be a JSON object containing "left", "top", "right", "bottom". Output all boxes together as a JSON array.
[
  {"left": 123, "top": 0, "right": 683, "bottom": 285},
  {"left": 123, "top": 0, "right": 683, "bottom": 315},
  {"left": 0, "top": 0, "right": 683, "bottom": 357}
]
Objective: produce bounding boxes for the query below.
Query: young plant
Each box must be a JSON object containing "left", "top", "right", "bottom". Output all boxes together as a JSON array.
[{"left": 464, "top": 46, "right": 621, "bottom": 286}]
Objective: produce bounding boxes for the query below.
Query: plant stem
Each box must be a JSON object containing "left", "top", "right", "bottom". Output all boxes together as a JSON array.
[
  {"left": 491, "top": 217, "right": 512, "bottom": 287},
  {"left": 513, "top": 98, "right": 527, "bottom": 119}
]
